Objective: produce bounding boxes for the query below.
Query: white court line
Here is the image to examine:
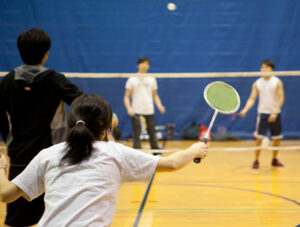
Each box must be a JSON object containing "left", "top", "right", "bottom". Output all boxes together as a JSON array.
[{"left": 141, "top": 146, "right": 300, "bottom": 154}]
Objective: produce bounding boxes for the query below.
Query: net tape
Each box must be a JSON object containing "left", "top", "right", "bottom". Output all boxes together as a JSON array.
[{"left": 1, "top": 71, "right": 300, "bottom": 78}]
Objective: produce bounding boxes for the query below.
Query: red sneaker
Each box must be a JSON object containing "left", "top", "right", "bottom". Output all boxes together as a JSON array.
[
  {"left": 272, "top": 158, "right": 284, "bottom": 167},
  {"left": 252, "top": 160, "right": 259, "bottom": 169}
]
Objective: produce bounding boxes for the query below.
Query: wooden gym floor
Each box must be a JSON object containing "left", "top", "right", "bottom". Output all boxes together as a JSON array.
[
  {"left": 112, "top": 140, "right": 300, "bottom": 227},
  {"left": 0, "top": 140, "right": 299, "bottom": 227}
]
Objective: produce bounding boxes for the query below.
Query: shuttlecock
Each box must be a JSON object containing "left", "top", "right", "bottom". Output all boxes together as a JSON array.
[{"left": 167, "top": 2, "right": 177, "bottom": 11}]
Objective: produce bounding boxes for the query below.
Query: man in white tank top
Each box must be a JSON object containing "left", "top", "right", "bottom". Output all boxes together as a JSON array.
[
  {"left": 124, "top": 57, "right": 165, "bottom": 150},
  {"left": 240, "top": 59, "right": 285, "bottom": 169}
]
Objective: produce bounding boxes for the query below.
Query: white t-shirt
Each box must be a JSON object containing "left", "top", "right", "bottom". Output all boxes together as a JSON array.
[
  {"left": 125, "top": 76, "right": 158, "bottom": 115},
  {"left": 256, "top": 76, "right": 281, "bottom": 114},
  {"left": 12, "top": 141, "right": 159, "bottom": 227}
]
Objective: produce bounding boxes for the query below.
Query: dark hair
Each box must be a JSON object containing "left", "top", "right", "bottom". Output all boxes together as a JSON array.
[
  {"left": 261, "top": 59, "right": 275, "bottom": 69},
  {"left": 61, "top": 94, "right": 112, "bottom": 165},
  {"left": 137, "top": 56, "right": 151, "bottom": 65},
  {"left": 17, "top": 28, "right": 51, "bottom": 65}
]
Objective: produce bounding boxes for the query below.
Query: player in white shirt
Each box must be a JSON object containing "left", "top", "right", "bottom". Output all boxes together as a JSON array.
[
  {"left": 240, "top": 59, "right": 285, "bottom": 169},
  {"left": 124, "top": 57, "right": 165, "bottom": 150},
  {"left": 0, "top": 94, "right": 207, "bottom": 227}
]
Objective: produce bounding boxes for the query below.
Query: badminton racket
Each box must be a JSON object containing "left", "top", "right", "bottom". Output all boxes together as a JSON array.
[{"left": 194, "top": 81, "right": 240, "bottom": 163}]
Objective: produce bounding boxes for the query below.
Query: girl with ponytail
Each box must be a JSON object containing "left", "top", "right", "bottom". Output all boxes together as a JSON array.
[{"left": 0, "top": 94, "right": 207, "bottom": 226}]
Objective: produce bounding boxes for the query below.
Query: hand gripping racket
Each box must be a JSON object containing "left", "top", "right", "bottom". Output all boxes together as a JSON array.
[{"left": 194, "top": 81, "right": 240, "bottom": 163}]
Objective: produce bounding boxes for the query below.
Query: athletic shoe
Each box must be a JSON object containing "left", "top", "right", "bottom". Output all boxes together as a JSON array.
[
  {"left": 252, "top": 160, "right": 259, "bottom": 169},
  {"left": 272, "top": 158, "right": 284, "bottom": 167}
]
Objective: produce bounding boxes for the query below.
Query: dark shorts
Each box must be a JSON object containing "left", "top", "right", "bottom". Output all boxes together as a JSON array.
[
  {"left": 254, "top": 113, "right": 283, "bottom": 139},
  {"left": 5, "top": 165, "right": 44, "bottom": 226}
]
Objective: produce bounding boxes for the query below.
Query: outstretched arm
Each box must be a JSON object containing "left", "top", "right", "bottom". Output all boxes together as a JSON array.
[
  {"left": 0, "top": 155, "right": 29, "bottom": 203},
  {"left": 152, "top": 90, "right": 165, "bottom": 114},
  {"left": 240, "top": 82, "right": 258, "bottom": 117},
  {"left": 155, "top": 142, "right": 207, "bottom": 172}
]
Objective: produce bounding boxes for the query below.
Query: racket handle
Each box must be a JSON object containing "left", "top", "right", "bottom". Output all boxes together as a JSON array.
[
  {"left": 193, "top": 137, "right": 208, "bottom": 164},
  {"left": 193, "top": 158, "right": 201, "bottom": 163}
]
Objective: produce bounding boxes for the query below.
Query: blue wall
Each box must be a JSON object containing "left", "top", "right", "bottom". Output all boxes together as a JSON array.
[{"left": 1, "top": 0, "right": 300, "bottom": 139}]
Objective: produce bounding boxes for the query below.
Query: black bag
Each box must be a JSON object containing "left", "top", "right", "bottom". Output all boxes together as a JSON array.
[{"left": 180, "top": 122, "right": 199, "bottom": 140}]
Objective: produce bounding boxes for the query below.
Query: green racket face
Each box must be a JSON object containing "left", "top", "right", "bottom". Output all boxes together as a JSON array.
[{"left": 204, "top": 81, "right": 240, "bottom": 114}]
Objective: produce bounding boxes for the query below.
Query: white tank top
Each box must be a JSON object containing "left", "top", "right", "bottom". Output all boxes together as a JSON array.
[{"left": 256, "top": 76, "right": 281, "bottom": 114}]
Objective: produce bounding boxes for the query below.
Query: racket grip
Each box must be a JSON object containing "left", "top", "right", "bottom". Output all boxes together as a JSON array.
[
  {"left": 193, "top": 137, "right": 208, "bottom": 164},
  {"left": 193, "top": 158, "right": 201, "bottom": 163}
]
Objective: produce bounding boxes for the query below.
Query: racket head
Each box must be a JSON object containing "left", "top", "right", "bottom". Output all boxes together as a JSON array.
[{"left": 203, "top": 81, "right": 240, "bottom": 114}]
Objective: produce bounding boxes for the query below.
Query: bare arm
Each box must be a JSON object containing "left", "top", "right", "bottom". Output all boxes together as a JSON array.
[
  {"left": 268, "top": 80, "right": 285, "bottom": 122},
  {"left": 274, "top": 80, "right": 285, "bottom": 113},
  {"left": 123, "top": 89, "right": 134, "bottom": 116},
  {"left": 107, "top": 113, "right": 119, "bottom": 142},
  {"left": 152, "top": 90, "right": 165, "bottom": 114},
  {"left": 0, "top": 155, "right": 29, "bottom": 202},
  {"left": 155, "top": 142, "right": 207, "bottom": 172},
  {"left": 107, "top": 130, "right": 115, "bottom": 141},
  {"left": 240, "top": 82, "right": 258, "bottom": 117}
]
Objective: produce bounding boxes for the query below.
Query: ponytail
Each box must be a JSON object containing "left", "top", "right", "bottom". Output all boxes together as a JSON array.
[
  {"left": 61, "top": 94, "right": 112, "bottom": 165},
  {"left": 62, "top": 121, "right": 95, "bottom": 165}
]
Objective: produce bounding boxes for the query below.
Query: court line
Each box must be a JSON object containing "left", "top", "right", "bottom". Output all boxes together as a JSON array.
[
  {"left": 125, "top": 179, "right": 300, "bottom": 184},
  {"left": 142, "top": 146, "right": 300, "bottom": 153},
  {"left": 117, "top": 208, "right": 300, "bottom": 212},
  {"left": 132, "top": 139, "right": 168, "bottom": 227},
  {"left": 132, "top": 173, "right": 156, "bottom": 227},
  {"left": 156, "top": 183, "right": 300, "bottom": 206}
]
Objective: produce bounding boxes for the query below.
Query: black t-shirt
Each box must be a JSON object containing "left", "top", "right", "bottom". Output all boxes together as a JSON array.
[{"left": 0, "top": 68, "right": 83, "bottom": 165}]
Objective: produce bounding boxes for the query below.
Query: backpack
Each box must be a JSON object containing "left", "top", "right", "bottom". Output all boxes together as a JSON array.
[{"left": 180, "top": 122, "right": 199, "bottom": 140}]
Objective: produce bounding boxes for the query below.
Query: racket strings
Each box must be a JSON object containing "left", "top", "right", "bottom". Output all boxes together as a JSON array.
[{"left": 205, "top": 83, "right": 239, "bottom": 113}]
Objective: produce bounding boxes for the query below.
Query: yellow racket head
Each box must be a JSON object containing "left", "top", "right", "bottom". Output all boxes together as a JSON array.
[{"left": 203, "top": 81, "right": 240, "bottom": 114}]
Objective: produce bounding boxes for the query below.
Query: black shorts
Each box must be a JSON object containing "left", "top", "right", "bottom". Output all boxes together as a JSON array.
[
  {"left": 5, "top": 165, "right": 44, "bottom": 226},
  {"left": 254, "top": 113, "right": 283, "bottom": 139}
]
